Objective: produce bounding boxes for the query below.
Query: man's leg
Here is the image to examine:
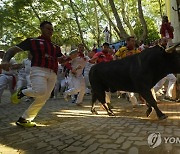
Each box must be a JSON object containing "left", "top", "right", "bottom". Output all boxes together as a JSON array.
[
  {"left": 21, "top": 69, "right": 57, "bottom": 121},
  {"left": 127, "top": 92, "right": 139, "bottom": 107},
  {"left": 0, "top": 75, "right": 8, "bottom": 103},
  {"left": 153, "top": 77, "right": 166, "bottom": 92},
  {"left": 16, "top": 67, "right": 57, "bottom": 127},
  {"left": 64, "top": 76, "right": 79, "bottom": 101},
  {"left": 165, "top": 74, "right": 176, "bottom": 98},
  {"left": 76, "top": 77, "right": 86, "bottom": 105}
]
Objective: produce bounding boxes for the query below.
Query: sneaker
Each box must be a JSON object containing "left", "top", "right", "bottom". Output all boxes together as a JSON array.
[
  {"left": 16, "top": 117, "right": 36, "bottom": 127},
  {"left": 176, "top": 99, "right": 180, "bottom": 102},
  {"left": 11, "top": 87, "right": 26, "bottom": 104},
  {"left": 163, "top": 96, "right": 176, "bottom": 102}
]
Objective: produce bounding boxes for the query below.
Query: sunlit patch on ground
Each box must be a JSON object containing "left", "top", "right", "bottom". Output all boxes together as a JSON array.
[
  {"left": 0, "top": 144, "right": 20, "bottom": 154},
  {"left": 10, "top": 122, "right": 49, "bottom": 127}
]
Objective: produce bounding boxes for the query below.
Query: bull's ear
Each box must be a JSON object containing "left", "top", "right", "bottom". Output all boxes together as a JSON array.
[{"left": 165, "top": 42, "right": 180, "bottom": 53}]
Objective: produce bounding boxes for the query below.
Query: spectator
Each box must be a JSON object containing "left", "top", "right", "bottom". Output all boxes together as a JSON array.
[{"left": 160, "top": 15, "right": 174, "bottom": 47}]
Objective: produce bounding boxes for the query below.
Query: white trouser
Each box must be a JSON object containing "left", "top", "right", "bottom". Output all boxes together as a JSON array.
[
  {"left": 65, "top": 75, "right": 85, "bottom": 104},
  {"left": 0, "top": 74, "right": 15, "bottom": 102},
  {"left": 21, "top": 67, "right": 57, "bottom": 121},
  {"left": 84, "top": 72, "right": 91, "bottom": 94},
  {"left": 54, "top": 78, "right": 61, "bottom": 98},
  {"left": 54, "top": 78, "right": 66, "bottom": 97},
  {"left": 127, "top": 92, "right": 139, "bottom": 106},
  {"left": 118, "top": 91, "right": 138, "bottom": 106},
  {"left": 154, "top": 74, "right": 176, "bottom": 98},
  {"left": 25, "top": 75, "right": 31, "bottom": 88},
  {"left": 84, "top": 72, "right": 90, "bottom": 87},
  {"left": 17, "top": 73, "right": 31, "bottom": 89}
]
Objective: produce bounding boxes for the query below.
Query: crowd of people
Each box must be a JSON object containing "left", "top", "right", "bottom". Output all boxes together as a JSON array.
[{"left": 0, "top": 16, "right": 179, "bottom": 128}]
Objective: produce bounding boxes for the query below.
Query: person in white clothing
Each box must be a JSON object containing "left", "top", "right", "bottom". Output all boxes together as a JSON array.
[
  {"left": 153, "top": 74, "right": 177, "bottom": 101},
  {"left": 0, "top": 52, "right": 21, "bottom": 103},
  {"left": 53, "top": 64, "right": 66, "bottom": 99},
  {"left": 83, "top": 49, "right": 96, "bottom": 95},
  {"left": 64, "top": 44, "right": 88, "bottom": 106},
  {"left": 16, "top": 53, "right": 32, "bottom": 89},
  {"left": 103, "top": 26, "right": 110, "bottom": 43}
]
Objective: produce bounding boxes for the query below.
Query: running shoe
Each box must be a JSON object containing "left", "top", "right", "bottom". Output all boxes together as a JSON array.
[
  {"left": 16, "top": 117, "right": 36, "bottom": 128},
  {"left": 11, "top": 87, "right": 26, "bottom": 104}
]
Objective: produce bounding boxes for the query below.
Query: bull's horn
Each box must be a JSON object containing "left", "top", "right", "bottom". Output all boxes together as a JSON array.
[
  {"left": 165, "top": 42, "right": 180, "bottom": 53},
  {"left": 176, "top": 46, "right": 180, "bottom": 53}
]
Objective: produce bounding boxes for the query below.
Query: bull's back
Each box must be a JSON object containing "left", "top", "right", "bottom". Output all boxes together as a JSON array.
[{"left": 89, "top": 58, "right": 138, "bottom": 92}]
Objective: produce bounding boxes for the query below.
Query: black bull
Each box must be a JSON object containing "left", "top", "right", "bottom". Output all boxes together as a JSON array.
[{"left": 89, "top": 44, "right": 180, "bottom": 120}]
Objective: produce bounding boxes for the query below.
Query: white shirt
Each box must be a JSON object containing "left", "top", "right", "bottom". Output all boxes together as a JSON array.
[
  {"left": 23, "top": 58, "right": 31, "bottom": 74},
  {"left": 70, "top": 56, "right": 88, "bottom": 77}
]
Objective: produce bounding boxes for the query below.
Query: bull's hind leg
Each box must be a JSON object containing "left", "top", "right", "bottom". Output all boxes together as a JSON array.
[
  {"left": 91, "top": 92, "right": 98, "bottom": 115},
  {"left": 140, "top": 91, "right": 168, "bottom": 120}
]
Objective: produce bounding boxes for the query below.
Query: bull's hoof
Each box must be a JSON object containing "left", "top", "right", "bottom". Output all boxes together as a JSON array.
[
  {"left": 158, "top": 114, "right": 168, "bottom": 120},
  {"left": 146, "top": 108, "right": 152, "bottom": 117},
  {"left": 91, "top": 109, "right": 98, "bottom": 115},
  {"left": 108, "top": 112, "right": 115, "bottom": 116}
]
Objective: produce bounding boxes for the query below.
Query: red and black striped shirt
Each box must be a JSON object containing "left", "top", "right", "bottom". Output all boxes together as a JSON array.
[{"left": 16, "top": 36, "right": 63, "bottom": 73}]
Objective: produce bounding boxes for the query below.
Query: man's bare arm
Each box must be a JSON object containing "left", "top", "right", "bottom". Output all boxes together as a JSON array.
[{"left": 2, "top": 46, "right": 23, "bottom": 62}]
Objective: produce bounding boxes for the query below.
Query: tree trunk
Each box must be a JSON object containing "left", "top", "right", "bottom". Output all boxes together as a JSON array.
[
  {"left": 95, "top": 0, "right": 122, "bottom": 39},
  {"left": 69, "top": 0, "right": 89, "bottom": 51},
  {"left": 158, "top": 0, "right": 163, "bottom": 18},
  {"left": 93, "top": 0, "right": 101, "bottom": 46},
  {"left": 137, "top": 0, "right": 148, "bottom": 41},
  {"left": 109, "top": 0, "right": 129, "bottom": 39},
  {"left": 121, "top": 0, "right": 135, "bottom": 36}
]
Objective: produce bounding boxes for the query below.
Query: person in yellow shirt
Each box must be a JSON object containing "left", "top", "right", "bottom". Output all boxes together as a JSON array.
[
  {"left": 115, "top": 36, "right": 140, "bottom": 59},
  {"left": 115, "top": 36, "right": 140, "bottom": 108}
]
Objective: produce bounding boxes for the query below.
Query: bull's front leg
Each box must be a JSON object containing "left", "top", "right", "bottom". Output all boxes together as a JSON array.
[
  {"left": 91, "top": 102, "right": 98, "bottom": 115},
  {"left": 102, "top": 103, "right": 115, "bottom": 116},
  {"left": 146, "top": 102, "right": 153, "bottom": 117},
  {"left": 91, "top": 107, "right": 98, "bottom": 115},
  {"left": 140, "top": 91, "right": 168, "bottom": 120}
]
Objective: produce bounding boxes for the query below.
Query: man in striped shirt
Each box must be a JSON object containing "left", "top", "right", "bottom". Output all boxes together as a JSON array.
[{"left": 2, "top": 21, "right": 65, "bottom": 127}]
